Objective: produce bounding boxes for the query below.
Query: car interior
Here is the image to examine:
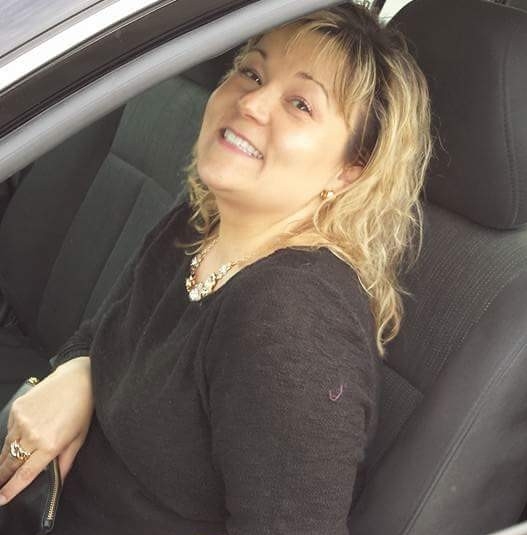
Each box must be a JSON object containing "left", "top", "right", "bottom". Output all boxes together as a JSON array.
[{"left": 0, "top": 0, "right": 526, "bottom": 533}]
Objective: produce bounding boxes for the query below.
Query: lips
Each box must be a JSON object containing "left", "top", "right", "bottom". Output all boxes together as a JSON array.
[{"left": 219, "top": 127, "right": 264, "bottom": 160}]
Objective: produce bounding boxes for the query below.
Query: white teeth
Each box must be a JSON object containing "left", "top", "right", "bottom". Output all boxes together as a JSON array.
[{"left": 223, "top": 128, "right": 263, "bottom": 159}]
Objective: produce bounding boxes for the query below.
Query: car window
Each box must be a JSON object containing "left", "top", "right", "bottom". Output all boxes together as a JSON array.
[
  {"left": 0, "top": 0, "right": 336, "bottom": 175},
  {"left": 379, "top": 0, "right": 413, "bottom": 21},
  {"left": 0, "top": 0, "right": 112, "bottom": 59}
]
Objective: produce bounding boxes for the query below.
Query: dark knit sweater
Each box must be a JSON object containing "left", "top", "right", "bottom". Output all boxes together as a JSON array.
[{"left": 49, "top": 202, "right": 380, "bottom": 535}]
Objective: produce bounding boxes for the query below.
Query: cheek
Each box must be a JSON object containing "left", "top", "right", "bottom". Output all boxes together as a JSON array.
[
  {"left": 199, "top": 96, "right": 220, "bottom": 140},
  {"left": 272, "top": 128, "right": 333, "bottom": 174},
  {"left": 278, "top": 129, "right": 316, "bottom": 154},
  {"left": 201, "top": 83, "right": 230, "bottom": 125},
  {"left": 207, "top": 79, "right": 239, "bottom": 114},
  {"left": 198, "top": 87, "right": 240, "bottom": 152}
]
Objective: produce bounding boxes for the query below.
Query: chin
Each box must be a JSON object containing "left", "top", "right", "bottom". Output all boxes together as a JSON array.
[
  {"left": 197, "top": 165, "right": 229, "bottom": 191},
  {"left": 197, "top": 159, "right": 250, "bottom": 195}
]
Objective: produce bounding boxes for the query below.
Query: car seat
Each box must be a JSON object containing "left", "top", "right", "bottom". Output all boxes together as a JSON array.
[
  {"left": 0, "top": 0, "right": 526, "bottom": 533},
  {"left": 348, "top": 0, "right": 527, "bottom": 533},
  {"left": 0, "top": 76, "right": 209, "bottom": 405}
]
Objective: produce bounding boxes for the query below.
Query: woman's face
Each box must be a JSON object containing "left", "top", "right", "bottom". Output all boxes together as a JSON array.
[{"left": 196, "top": 25, "right": 359, "bottom": 219}]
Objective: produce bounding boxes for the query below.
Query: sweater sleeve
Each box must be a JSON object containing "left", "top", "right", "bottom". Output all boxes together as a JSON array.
[
  {"left": 50, "top": 202, "right": 187, "bottom": 369},
  {"left": 205, "top": 265, "right": 379, "bottom": 535}
]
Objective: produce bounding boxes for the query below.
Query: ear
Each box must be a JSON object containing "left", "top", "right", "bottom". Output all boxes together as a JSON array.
[{"left": 331, "top": 164, "right": 364, "bottom": 194}]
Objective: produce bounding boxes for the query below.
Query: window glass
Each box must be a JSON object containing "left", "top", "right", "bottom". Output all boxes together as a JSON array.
[
  {"left": 0, "top": 0, "right": 109, "bottom": 59},
  {"left": 379, "top": 0, "right": 413, "bottom": 22}
]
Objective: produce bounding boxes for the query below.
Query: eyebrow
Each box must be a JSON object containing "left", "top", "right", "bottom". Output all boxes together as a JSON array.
[{"left": 247, "top": 46, "right": 329, "bottom": 103}]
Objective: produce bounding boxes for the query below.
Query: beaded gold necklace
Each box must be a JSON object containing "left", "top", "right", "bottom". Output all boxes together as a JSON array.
[
  {"left": 185, "top": 231, "right": 291, "bottom": 302},
  {"left": 185, "top": 238, "right": 245, "bottom": 302}
]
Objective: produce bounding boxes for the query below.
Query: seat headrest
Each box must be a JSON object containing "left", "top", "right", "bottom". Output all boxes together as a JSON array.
[{"left": 390, "top": 0, "right": 527, "bottom": 229}]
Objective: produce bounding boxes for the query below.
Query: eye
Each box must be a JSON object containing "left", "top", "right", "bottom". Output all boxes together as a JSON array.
[
  {"left": 291, "top": 97, "right": 312, "bottom": 115},
  {"left": 238, "top": 67, "right": 262, "bottom": 85}
]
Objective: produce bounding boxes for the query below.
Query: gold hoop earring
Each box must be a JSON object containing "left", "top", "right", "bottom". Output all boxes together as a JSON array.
[{"left": 320, "top": 190, "right": 335, "bottom": 201}]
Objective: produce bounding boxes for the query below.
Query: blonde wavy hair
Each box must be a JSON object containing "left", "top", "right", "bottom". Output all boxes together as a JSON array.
[{"left": 182, "top": 3, "right": 432, "bottom": 357}]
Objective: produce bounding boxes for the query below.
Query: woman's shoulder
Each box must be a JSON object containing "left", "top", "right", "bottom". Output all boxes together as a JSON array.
[
  {"left": 218, "top": 246, "right": 374, "bottom": 342},
  {"left": 232, "top": 247, "right": 368, "bottom": 305},
  {"left": 207, "top": 246, "right": 380, "bottom": 381}
]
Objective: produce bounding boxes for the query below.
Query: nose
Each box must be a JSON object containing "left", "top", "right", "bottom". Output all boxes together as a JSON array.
[{"left": 237, "top": 86, "right": 273, "bottom": 125}]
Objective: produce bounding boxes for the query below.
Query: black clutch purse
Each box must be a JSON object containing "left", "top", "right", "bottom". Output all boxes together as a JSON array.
[{"left": 0, "top": 377, "right": 61, "bottom": 535}]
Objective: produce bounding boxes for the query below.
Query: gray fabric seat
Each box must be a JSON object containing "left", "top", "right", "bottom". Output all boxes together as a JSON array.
[
  {"left": 0, "top": 76, "right": 208, "bottom": 405},
  {"left": 349, "top": 0, "right": 527, "bottom": 533}
]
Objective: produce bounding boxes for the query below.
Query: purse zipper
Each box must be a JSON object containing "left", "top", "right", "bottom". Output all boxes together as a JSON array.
[
  {"left": 25, "top": 377, "right": 62, "bottom": 531},
  {"left": 43, "top": 460, "right": 61, "bottom": 530}
]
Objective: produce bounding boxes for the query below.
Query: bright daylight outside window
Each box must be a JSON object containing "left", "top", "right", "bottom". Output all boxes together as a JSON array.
[
  {"left": 379, "top": 0, "right": 414, "bottom": 21},
  {"left": 0, "top": 0, "right": 108, "bottom": 58}
]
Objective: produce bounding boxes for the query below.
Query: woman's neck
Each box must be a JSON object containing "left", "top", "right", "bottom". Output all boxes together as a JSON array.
[
  {"left": 208, "top": 200, "right": 317, "bottom": 267},
  {"left": 210, "top": 215, "right": 287, "bottom": 267}
]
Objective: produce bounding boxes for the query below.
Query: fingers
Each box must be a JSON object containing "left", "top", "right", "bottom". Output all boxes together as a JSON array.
[
  {"left": 0, "top": 449, "right": 49, "bottom": 505},
  {"left": 0, "top": 451, "right": 19, "bottom": 488},
  {"left": 0, "top": 435, "right": 26, "bottom": 487},
  {"left": 0, "top": 437, "right": 11, "bottom": 468},
  {"left": 58, "top": 438, "right": 82, "bottom": 482},
  {"left": 0, "top": 434, "right": 81, "bottom": 504},
  {"left": 0, "top": 429, "right": 22, "bottom": 468}
]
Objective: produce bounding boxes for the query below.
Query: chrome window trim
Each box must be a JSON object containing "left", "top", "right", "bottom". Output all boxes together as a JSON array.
[
  {"left": 0, "top": 0, "right": 340, "bottom": 183},
  {"left": 0, "top": 0, "right": 165, "bottom": 92},
  {"left": 486, "top": 521, "right": 527, "bottom": 535}
]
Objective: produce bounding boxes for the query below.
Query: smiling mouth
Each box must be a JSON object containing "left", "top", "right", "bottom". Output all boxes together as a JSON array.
[{"left": 220, "top": 128, "right": 264, "bottom": 160}]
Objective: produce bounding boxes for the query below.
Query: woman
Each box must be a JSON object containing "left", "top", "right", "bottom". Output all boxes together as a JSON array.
[{"left": 0, "top": 4, "right": 431, "bottom": 534}]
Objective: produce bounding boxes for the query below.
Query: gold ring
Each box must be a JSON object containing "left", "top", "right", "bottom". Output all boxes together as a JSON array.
[{"left": 9, "top": 440, "right": 32, "bottom": 463}]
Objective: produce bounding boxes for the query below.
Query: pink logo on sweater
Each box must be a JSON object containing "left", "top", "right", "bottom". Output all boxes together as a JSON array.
[{"left": 329, "top": 384, "right": 344, "bottom": 401}]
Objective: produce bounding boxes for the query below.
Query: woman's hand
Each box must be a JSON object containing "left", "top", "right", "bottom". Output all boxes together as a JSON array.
[{"left": 0, "top": 356, "right": 94, "bottom": 505}]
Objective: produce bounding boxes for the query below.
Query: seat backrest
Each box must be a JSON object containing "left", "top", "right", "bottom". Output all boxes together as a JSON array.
[
  {"left": 349, "top": 1, "right": 527, "bottom": 533},
  {"left": 0, "top": 76, "right": 208, "bottom": 354}
]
